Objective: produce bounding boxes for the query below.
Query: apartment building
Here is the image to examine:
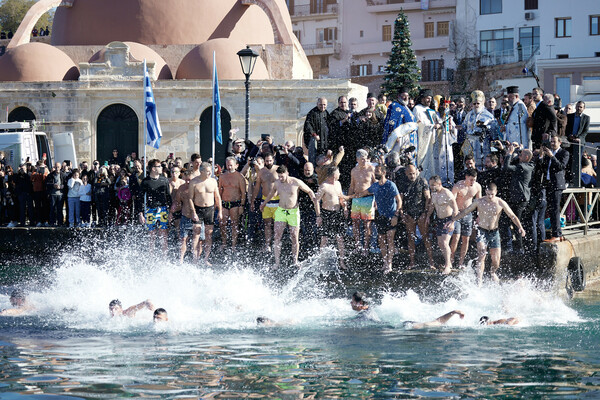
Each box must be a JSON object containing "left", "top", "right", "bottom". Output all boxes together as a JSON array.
[
  {"left": 454, "top": 0, "right": 600, "bottom": 104},
  {"left": 287, "top": 0, "right": 457, "bottom": 95}
]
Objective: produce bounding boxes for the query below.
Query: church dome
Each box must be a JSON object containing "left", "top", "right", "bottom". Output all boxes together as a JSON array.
[
  {"left": 89, "top": 41, "right": 173, "bottom": 80},
  {"left": 51, "top": 0, "right": 275, "bottom": 46},
  {"left": 176, "top": 39, "right": 269, "bottom": 80},
  {"left": 0, "top": 42, "right": 79, "bottom": 82}
]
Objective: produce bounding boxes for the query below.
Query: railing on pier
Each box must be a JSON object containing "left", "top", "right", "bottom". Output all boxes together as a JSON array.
[
  {"left": 561, "top": 188, "right": 600, "bottom": 235},
  {"left": 561, "top": 142, "right": 600, "bottom": 235}
]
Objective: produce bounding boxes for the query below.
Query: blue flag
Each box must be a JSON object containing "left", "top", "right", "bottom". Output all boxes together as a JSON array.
[
  {"left": 144, "top": 61, "right": 162, "bottom": 149},
  {"left": 213, "top": 53, "right": 222, "bottom": 145}
]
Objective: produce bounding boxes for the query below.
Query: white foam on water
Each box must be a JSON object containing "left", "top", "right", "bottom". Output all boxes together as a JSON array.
[
  {"left": 0, "top": 249, "right": 582, "bottom": 332},
  {"left": 377, "top": 268, "right": 583, "bottom": 328}
]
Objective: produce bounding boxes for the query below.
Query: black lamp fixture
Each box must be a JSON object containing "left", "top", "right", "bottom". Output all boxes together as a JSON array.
[{"left": 237, "top": 46, "right": 260, "bottom": 141}]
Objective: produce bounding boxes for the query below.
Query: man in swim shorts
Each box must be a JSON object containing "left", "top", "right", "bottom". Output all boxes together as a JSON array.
[
  {"left": 260, "top": 165, "right": 319, "bottom": 269},
  {"left": 426, "top": 175, "right": 459, "bottom": 274},
  {"left": 348, "top": 149, "right": 376, "bottom": 254}
]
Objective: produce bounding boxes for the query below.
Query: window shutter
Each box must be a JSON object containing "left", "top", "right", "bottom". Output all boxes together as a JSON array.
[{"left": 421, "top": 60, "right": 430, "bottom": 81}]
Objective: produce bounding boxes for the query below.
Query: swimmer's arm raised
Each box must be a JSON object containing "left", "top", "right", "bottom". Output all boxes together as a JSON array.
[{"left": 123, "top": 300, "right": 154, "bottom": 318}]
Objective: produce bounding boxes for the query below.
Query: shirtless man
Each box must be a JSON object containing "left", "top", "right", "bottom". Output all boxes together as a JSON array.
[
  {"left": 354, "top": 164, "right": 402, "bottom": 274},
  {"left": 409, "top": 310, "right": 465, "bottom": 329},
  {"left": 153, "top": 308, "right": 169, "bottom": 323},
  {"left": 316, "top": 166, "right": 350, "bottom": 269},
  {"left": 171, "top": 170, "right": 202, "bottom": 262},
  {"left": 450, "top": 168, "right": 482, "bottom": 268},
  {"left": 109, "top": 299, "right": 154, "bottom": 318},
  {"left": 348, "top": 149, "right": 376, "bottom": 253},
  {"left": 251, "top": 153, "right": 278, "bottom": 252},
  {"left": 0, "top": 290, "right": 34, "bottom": 316},
  {"left": 449, "top": 182, "right": 525, "bottom": 286},
  {"left": 260, "top": 165, "right": 320, "bottom": 269},
  {"left": 168, "top": 166, "right": 185, "bottom": 231},
  {"left": 189, "top": 153, "right": 202, "bottom": 179},
  {"left": 218, "top": 156, "right": 247, "bottom": 250},
  {"left": 479, "top": 316, "right": 520, "bottom": 325},
  {"left": 426, "top": 175, "right": 459, "bottom": 274},
  {"left": 188, "top": 162, "right": 222, "bottom": 263},
  {"left": 398, "top": 164, "right": 434, "bottom": 269}
]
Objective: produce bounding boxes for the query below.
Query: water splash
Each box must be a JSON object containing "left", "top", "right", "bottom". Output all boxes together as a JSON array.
[{"left": 0, "top": 247, "right": 582, "bottom": 333}]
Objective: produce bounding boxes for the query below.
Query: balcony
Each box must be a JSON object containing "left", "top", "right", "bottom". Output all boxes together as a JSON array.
[
  {"left": 479, "top": 45, "right": 539, "bottom": 67},
  {"left": 301, "top": 41, "right": 341, "bottom": 56},
  {"left": 366, "top": 0, "right": 456, "bottom": 13},
  {"left": 290, "top": 3, "right": 338, "bottom": 19}
]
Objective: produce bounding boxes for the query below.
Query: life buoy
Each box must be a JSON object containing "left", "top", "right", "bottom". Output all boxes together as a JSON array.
[{"left": 567, "top": 257, "right": 585, "bottom": 292}]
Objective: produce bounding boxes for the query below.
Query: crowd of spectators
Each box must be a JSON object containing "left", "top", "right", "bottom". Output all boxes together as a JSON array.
[{"left": 0, "top": 88, "right": 597, "bottom": 282}]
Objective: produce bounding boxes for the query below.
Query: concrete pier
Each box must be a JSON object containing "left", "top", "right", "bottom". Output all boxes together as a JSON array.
[{"left": 539, "top": 229, "right": 600, "bottom": 297}]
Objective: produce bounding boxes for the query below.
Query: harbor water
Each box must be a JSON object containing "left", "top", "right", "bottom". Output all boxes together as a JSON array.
[{"left": 0, "top": 247, "right": 599, "bottom": 399}]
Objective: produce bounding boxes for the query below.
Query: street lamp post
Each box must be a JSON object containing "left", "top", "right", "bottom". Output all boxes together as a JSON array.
[{"left": 237, "top": 46, "right": 260, "bottom": 141}]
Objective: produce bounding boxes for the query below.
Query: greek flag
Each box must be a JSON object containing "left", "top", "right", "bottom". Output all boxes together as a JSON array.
[
  {"left": 144, "top": 60, "right": 162, "bottom": 149},
  {"left": 213, "top": 52, "right": 222, "bottom": 145}
]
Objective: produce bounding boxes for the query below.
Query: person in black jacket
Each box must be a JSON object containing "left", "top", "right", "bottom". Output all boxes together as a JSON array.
[
  {"left": 566, "top": 101, "right": 590, "bottom": 144},
  {"left": 14, "top": 164, "right": 33, "bottom": 226},
  {"left": 530, "top": 89, "right": 557, "bottom": 148},
  {"left": 503, "top": 144, "right": 534, "bottom": 254},
  {"left": 46, "top": 162, "right": 64, "bottom": 226},
  {"left": 540, "top": 134, "right": 569, "bottom": 242},
  {"left": 137, "top": 159, "right": 171, "bottom": 251},
  {"left": 94, "top": 167, "right": 112, "bottom": 227},
  {"left": 303, "top": 97, "right": 329, "bottom": 164}
]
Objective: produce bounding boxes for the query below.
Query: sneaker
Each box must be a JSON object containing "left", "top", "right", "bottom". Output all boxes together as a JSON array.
[
  {"left": 43, "top": 222, "right": 50, "bottom": 227},
  {"left": 36, "top": 222, "right": 42, "bottom": 227},
  {"left": 7, "top": 221, "right": 16, "bottom": 227}
]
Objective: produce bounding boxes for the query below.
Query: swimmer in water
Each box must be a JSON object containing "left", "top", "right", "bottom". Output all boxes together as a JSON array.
[
  {"left": 351, "top": 291, "right": 369, "bottom": 311},
  {"left": 109, "top": 299, "right": 154, "bottom": 317},
  {"left": 0, "top": 290, "right": 34, "bottom": 316},
  {"left": 350, "top": 291, "right": 380, "bottom": 322},
  {"left": 407, "top": 310, "right": 465, "bottom": 329},
  {"left": 153, "top": 308, "right": 168, "bottom": 322},
  {"left": 479, "top": 316, "right": 520, "bottom": 325}
]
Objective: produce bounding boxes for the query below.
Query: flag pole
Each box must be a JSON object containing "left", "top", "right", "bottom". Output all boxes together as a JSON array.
[
  {"left": 143, "top": 59, "right": 147, "bottom": 217},
  {"left": 212, "top": 51, "right": 216, "bottom": 177}
]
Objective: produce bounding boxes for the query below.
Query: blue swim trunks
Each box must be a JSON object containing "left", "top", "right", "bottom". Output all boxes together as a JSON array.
[
  {"left": 476, "top": 227, "right": 501, "bottom": 249},
  {"left": 146, "top": 206, "right": 168, "bottom": 231}
]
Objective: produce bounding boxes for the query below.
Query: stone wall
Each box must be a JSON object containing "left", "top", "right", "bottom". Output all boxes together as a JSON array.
[{"left": 0, "top": 78, "right": 367, "bottom": 163}]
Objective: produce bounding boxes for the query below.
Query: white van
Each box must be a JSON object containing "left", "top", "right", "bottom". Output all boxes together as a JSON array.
[{"left": 0, "top": 121, "right": 77, "bottom": 169}]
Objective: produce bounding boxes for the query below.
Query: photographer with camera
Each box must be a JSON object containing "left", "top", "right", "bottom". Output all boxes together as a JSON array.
[
  {"left": 540, "top": 134, "right": 569, "bottom": 243},
  {"left": 503, "top": 143, "right": 534, "bottom": 254},
  {"left": 274, "top": 141, "right": 304, "bottom": 179}
]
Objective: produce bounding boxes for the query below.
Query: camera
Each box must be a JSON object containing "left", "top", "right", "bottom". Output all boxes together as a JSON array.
[
  {"left": 541, "top": 139, "right": 551, "bottom": 148},
  {"left": 273, "top": 145, "right": 284, "bottom": 153}
]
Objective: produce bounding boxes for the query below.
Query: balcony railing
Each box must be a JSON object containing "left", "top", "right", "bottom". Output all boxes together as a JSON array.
[
  {"left": 367, "top": 0, "right": 422, "bottom": 4},
  {"left": 480, "top": 45, "right": 539, "bottom": 67},
  {"left": 290, "top": 3, "right": 338, "bottom": 17}
]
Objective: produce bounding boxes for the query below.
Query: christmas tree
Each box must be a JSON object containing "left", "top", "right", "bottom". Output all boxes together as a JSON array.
[{"left": 380, "top": 10, "right": 421, "bottom": 99}]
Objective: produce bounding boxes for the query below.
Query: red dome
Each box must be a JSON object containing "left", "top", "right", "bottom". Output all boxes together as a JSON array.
[
  {"left": 0, "top": 42, "right": 79, "bottom": 82},
  {"left": 51, "top": 0, "right": 275, "bottom": 46},
  {"left": 176, "top": 39, "right": 269, "bottom": 80}
]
